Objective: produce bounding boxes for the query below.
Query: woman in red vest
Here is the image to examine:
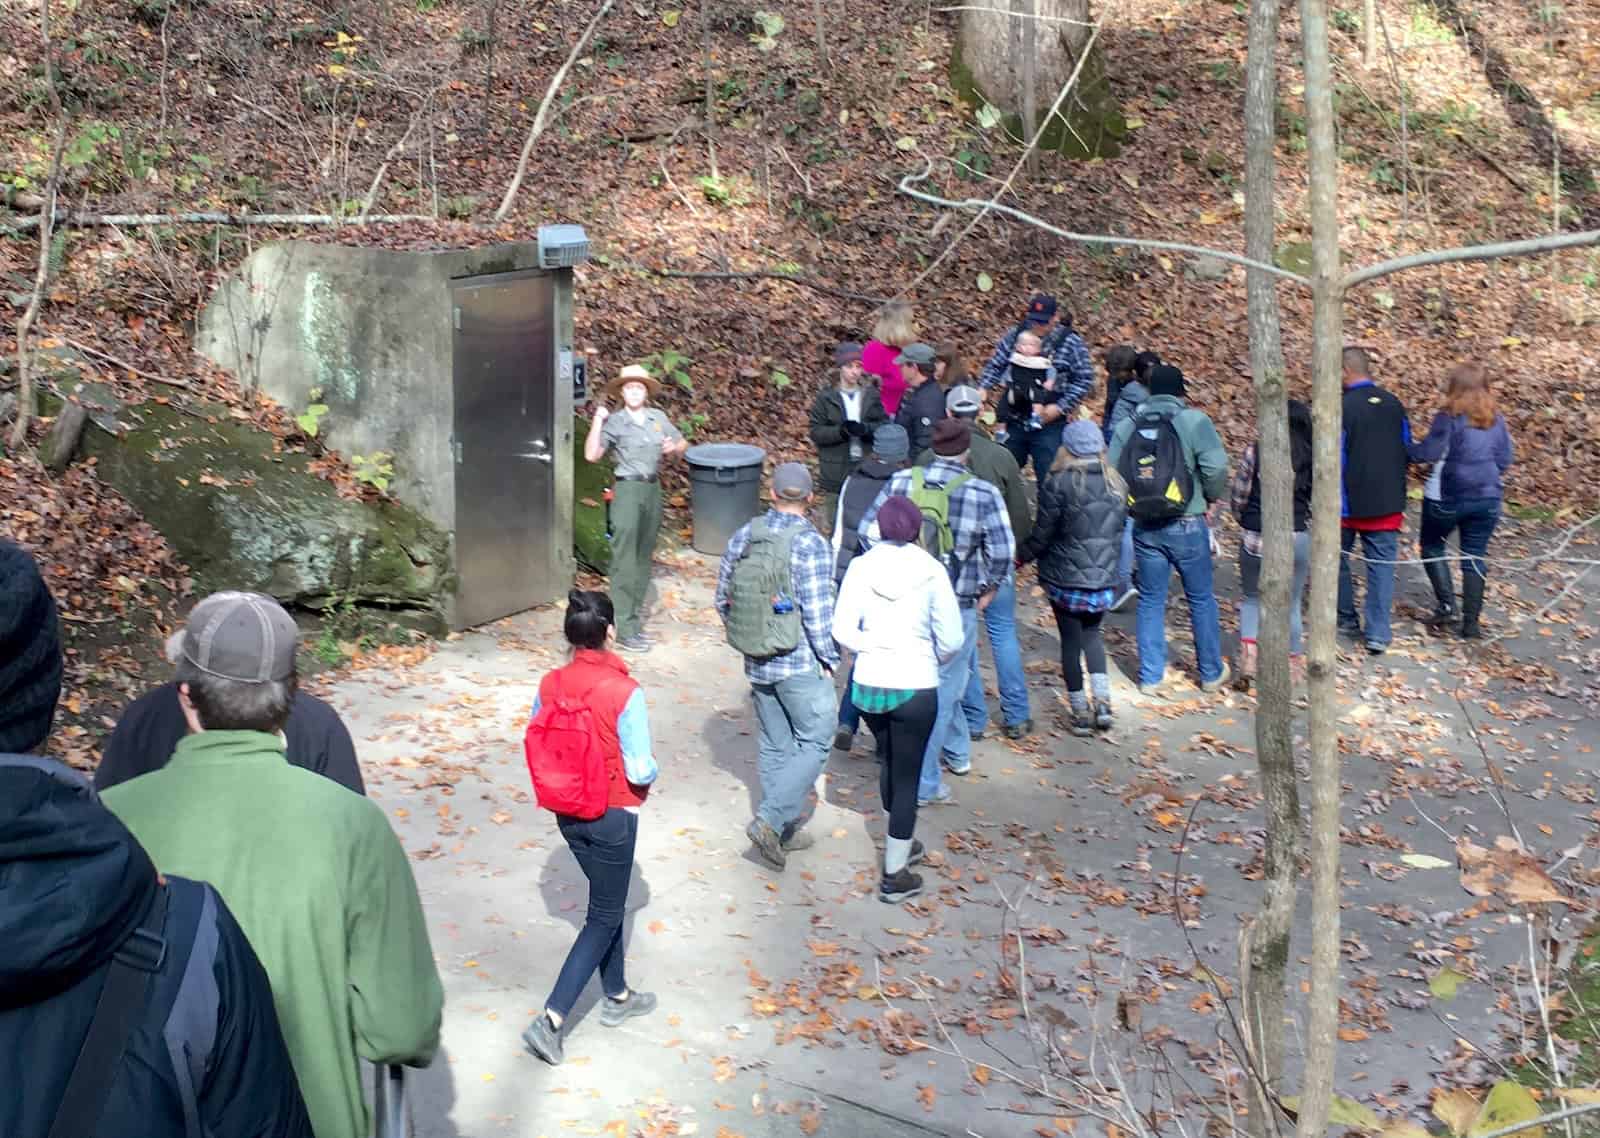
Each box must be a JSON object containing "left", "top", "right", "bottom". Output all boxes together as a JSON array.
[{"left": 521, "top": 590, "right": 659, "bottom": 1065}]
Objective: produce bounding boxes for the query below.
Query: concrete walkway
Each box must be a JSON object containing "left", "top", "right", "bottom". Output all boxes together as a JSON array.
[{"left": 318, "top": 542, "right": 1599, "bottom": 1138}]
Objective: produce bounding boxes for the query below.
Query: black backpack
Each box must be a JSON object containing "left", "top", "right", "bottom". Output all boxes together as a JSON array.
[{"left": 1118, "top": 408, "right": 1194, "bottom": 522}]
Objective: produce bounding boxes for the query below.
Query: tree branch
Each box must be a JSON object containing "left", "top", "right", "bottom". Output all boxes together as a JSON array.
[
  {"left": 625, "top": 261, "right": 888, "bottom": 304},
  {"left": 1341, "top": 228, "right": 1600, "bottom": 287},
  {"left": 61, "top": 337, "right": 191, "bottom": 389},
  {"left": 492, "top": 0, "right": 615, "bottom": 223},
  {"left": 6, "top": 211, "right": 437, "bottom": 232}
]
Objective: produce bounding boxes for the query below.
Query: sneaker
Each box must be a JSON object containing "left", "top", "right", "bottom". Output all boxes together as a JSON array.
[
  {"left": 1067, "top": 708, "right": 1094, "bottom": 737},
  {"left": 1110, "top": 587, "right": 1138, "bottom": 613},
  {"left": 1337, "top": 619, "right": 1363, "bottom": 639},
  {"left": 1093, "top": 701, "right": 1114, "bottom": 731},
  {"left": 1138, "top": 682, "right": 1169, "bottom": 700},
  {"left": 832, "top": 726, "right": 855, "bottom": 752},
  {"left": 879, "top": 868, "right": 925, "bottom": 904},
  {"left": 943, "top": 754, "right": 972, "bottom": 776},
  {"left": 1003, "top": 719, "right": 1034, "bottom": 740},
  {"left": 781, "top": 828, "right": 815, "bottom": 851},
  {"left": 1200, "top": 662, "right": 1232, "bottom": 693},
  {"left": 1365, "top": 641, "right": 1387, "bottom": 656},
  {"left": 600, "top": 989, "right": 658, "bottom": 1028},
  {"left": 917, "top": 785, "right": 955, "bottom": 807},
  {"left": 968, "top": 725, "right": 989, "bottom": 741},
  {"left": 745, "top": 818, "right": 786, "bottom": 870},
  {"left": 617, "top": 634, "right": 651, "bottom": 653},
  {"left": 521, "top": 1013, "right": 564, "bottom": 1065},
  {"left": 908, "top": 838, "right": 926, "bottom": 866}
]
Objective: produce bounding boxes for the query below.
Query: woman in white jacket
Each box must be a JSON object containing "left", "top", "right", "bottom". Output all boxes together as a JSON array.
[{"left": 831, "top": 495, "right": 963, "bottom": 903}]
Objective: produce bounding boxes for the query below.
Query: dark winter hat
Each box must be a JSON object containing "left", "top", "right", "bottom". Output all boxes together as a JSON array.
[
  {"left": 1063, "top": 419, "right": 1106, "bottom": 457},
  {"left": 1133, "top": 350, "right": 1162, "bottom": 381},
  {"left": 931, "top": 418, "right": 972, "bottom": 456},
  {"left": 1023, "top": 293, "right": 1058, "bottom": 327},
  {"left": 872, "top": 423, "right": 910, "bottom": 461},
  {"left": 172, "top": 591, "right": 299, "bottom": 684},
  {"left": 1149, "top": 364, "right": 1187, "bottom": 398},
  {"left": 833, "top": 341, "right": 864, "bottom": 366},
  {"left": 0, "top": 541, "right": 63, "bottom": 754},
  {"left": 876, "top": 495, "right": 923, "bottom": 544}
]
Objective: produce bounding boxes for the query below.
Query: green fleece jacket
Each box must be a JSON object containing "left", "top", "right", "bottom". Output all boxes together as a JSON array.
[
  {"left": 1107, "top": 393, "right": 1230, "bottom": 516},
  {"left": 103, "top": 730, "right": 443, "bottom": 1138}
]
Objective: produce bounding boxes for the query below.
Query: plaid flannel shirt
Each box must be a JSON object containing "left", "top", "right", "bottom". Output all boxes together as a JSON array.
[
  {"left": 976, "top": 326, "right": 1096, "bottom": 418},
  {"left": 1231, "top": 443, "right": 1265, "bottom": 557},
  {"left": 715, "top": 509, "right": 841, "bottom": 683},
  {"left": 857, "top": 459, "right": 1016, "bottom": 602}
]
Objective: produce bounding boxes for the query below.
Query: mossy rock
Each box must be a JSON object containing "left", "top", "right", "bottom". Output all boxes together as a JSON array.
[
  {"left": 949, "top": 39, "right": 1128, "bottom": 160},
  {"left": 573, "top": 412, "right": 611, "bottom": 573},
  {"left": 80, "top": 397, "right": 452, "bottom": 620},
  {"left": 1275, "top": 242, "right": 1316, "bottom": 275}
]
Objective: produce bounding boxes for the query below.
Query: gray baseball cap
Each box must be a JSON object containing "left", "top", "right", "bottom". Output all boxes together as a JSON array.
[
  {"left": 167, "top": 591, "right": 299, "bottom": 683},
  {"left": 893, "top": 343, "right": 937, "bottom": 366},
  {"left": 945, "top": 384, "right": 983, "bottom": 415},
  {"left": 771, "top": 462, "right": 814, "bottom": 500}
]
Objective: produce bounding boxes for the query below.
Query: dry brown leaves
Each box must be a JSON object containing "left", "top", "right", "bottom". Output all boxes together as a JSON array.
[{"left": 1455, "top": 835, "right": 1577, "bottom": 907}]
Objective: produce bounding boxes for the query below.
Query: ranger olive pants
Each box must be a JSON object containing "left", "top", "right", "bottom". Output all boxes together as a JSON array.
[{"left": 608, "top": 479, "right": 662, "bottom": 639}]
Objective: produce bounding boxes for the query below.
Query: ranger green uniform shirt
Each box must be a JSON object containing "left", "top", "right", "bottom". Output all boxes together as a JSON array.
[
  {"left": 602, "top": 407, "right": 684, "bottom": 478},
  {"left": 103, "top": 730, "right": 444, "bottom": 1138}
]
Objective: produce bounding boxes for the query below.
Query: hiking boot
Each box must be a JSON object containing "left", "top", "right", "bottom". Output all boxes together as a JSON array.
[
  {"left": 617, "top": 634, "right": 651, "bottom": 653},
  {"left": 1003, "top": 718, "right": 1034, "bottom": 740},
  {"left": 832, "top": 726, "right": 855, "bottom": 752},
  {"left": 521, "top": 1013, "right": 565, "bottom": 1066},
  {"left": 968, "top": 725, "right": 989, "bottom": 741},
  {"left": 917, "top": 785, "right": 955, "bottom": 807},
  {"left": 1460, "top": 573, "right": 1486, "bottom": 640},
  {"left": 1093, "top": 701, "right": 1114, "bottom": 731},
  {"left": 1424, "top": 559, "right": 1458, "bottom": 628},
  {"left": 879, "top": 868, "right": 925, "bottom": 904},
  {"left": 781, "top": 827, "right": 815, "bottom": 852},
  {"left": 1066, "top": 708, "right": 1094, "bottom": 737},
  {"left": 1200, "top": 662, "right": 1232, "bottom": 693},
  {"left": 1110, "top": 586, "right": 1138, "bottom": 613},
  {"left": 600, "top": 989, "right": 658, "bottom": 1028},
  {"left": 745, "top": 818, "right": 787, "bottom": 870}
]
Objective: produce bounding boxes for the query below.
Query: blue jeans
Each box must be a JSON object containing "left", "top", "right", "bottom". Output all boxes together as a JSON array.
[
  {"left": 750, "top": 670, "right": 836, "bottom": 832},
  {"left": 1133, "top": 516, "right": 1224, "bottom": 686},
  {"left": 1002, "top": 419, "right": 1065, "bottom": 482},
  {"left": 1117, "top": 517, "right": 1135, "bottom": 594},
  {"left": 1420, "top": 497, "right": 1500, "bottom": 581},
  {"left": 1238, "top": 530, "right": 1311, "bottom": 655},
  {"left": 961, "top": 569, "right": 1031, "bottom": 731},
  {"left": 547, "top": 808, "right": 637, "bottom": 1017},
  {"left": 1337, "top": 527, "right": 1399, "bottom": 646},
  {"left": 921, "top": 605, "right": 979, "bottom": 798}
]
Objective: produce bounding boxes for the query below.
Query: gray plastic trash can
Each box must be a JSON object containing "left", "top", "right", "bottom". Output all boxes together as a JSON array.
[{"left": 685, "top": 443, "right": 767, "bottom": 556}]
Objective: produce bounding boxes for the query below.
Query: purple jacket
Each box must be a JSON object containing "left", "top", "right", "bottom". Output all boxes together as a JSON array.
[{"left": 1408, "top": 411, "right": 1513, "bottom": 503}]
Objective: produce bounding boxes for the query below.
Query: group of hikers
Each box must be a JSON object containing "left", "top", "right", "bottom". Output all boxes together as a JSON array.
[{"left": 0, "top": 290, "right": 1519, "bottom": 1123}]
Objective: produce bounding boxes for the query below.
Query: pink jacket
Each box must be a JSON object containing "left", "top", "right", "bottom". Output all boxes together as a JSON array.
[{"left": 862, "top": 340, "right": 906, "bottom": 416}]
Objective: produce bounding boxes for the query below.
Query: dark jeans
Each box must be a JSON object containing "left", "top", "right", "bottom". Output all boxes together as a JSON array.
[
  {"left": 862, "top": 688, "right": 937, "bottom": 841},
  {"left": 1337, "top": 527, "right": 1399, "bottom": 646},
  {"left": 546, "top": 807, "right": 637, "bottom": 1018},
  {"left": 1420, "top": 497, "right": 1500, "bottom": 581},
  {"left": 1002, "top": 419, "right": 1065, "bottom": 482},
  {"left": 1050, "top": 605, "right": 1106, "bottom": 691}
]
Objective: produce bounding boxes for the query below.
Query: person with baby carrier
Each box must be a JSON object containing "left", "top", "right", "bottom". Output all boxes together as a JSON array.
[
  {"left": 975, "top": 292, "right": 1095, "bottom": 480},
  {"left": 1108, "top": 364, "right": 1231, "bottom": 696},
  {"left": 521, "top": 589, "right": 660, "bottom": 1067}
]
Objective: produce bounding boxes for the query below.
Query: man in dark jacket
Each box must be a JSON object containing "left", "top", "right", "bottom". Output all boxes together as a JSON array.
[
  {"left": 831, "top": 423, "right": 911, "bottom": 754},
  {"left": 0, "top": 544, "right": 313, "bottom": 1138},
  {"left": 96, "top": 623, "right": 364, "bottom": 794},
  {"left": 893, "top": 343, "right": 946, "bottom": 457},
  {"left": 1337, "top": 346, "right": 1411, "bottom": 655},
  {"left": 917, "top": 385, "right": 1034, "bottom": 739},
  {"left": 808, "top": 341, "right": 888, "bottom": 538}
]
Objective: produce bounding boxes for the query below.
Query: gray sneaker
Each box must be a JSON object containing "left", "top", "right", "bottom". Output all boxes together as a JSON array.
[
  {"left": 600, "top": 989, "right": 657, "bottom": 1027},
  {"left": 617, "top": 634, "right": 651, "bottom": 653},
  {"left": 521, "top": 1013, "right": 564, "bottom": 1065},
  {"left": 917, "top": 785, "right": 955, "bottom": 807},
  {"left": 746, "top": 818, "right": 787, "bottom": 870},
  {"left": 1200, "top": 662, "right": 1232, "bottom": 693}
]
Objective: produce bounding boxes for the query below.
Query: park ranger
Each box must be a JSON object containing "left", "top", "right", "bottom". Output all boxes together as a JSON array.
[{"left": 584, "top": 363, "right": 687, "bottom": 652}]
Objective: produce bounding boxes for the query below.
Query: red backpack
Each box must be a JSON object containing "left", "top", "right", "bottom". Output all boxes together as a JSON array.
[{"left": 523, "top": 674, "right": 610, "bottom": 819}]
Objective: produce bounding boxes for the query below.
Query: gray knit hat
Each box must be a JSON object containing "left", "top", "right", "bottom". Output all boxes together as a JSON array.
[{"left": 1062, "top": 419, "right": 1105, "bottom": 457}]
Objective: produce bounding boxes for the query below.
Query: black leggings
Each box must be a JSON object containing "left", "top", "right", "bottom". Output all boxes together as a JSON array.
[
  {"left": 862, "top": 688, "right": 938, "bottom": 841},
  {"left": 1051, "top": 605, "right": 1106, "bottom": 692}
]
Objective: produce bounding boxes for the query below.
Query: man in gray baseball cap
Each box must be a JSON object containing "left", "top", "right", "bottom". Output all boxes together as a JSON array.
[
  {"left": 102, "top": 590, "right": 444, "bottom": 1138},
  {"left": 912, "top": 385, "right": 1036, "bottom": 741},
  {"left": 893, "top": 343, "right": 946, "bottom": 458},
  {"left": 715, "top": 461, "right": 841, "bottom": 871}
]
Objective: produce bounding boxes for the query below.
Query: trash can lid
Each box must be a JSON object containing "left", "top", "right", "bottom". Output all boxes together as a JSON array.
[{"left": 685, "top": 443, "right": 766, "bottom": 469}]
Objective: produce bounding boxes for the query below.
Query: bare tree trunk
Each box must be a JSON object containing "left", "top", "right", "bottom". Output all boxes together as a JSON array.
[
  {"left": 1296, "top": 0, "right": 1346, "bottom": 1130},
  {"left": 701, "top": 0, "right": 719, "bottom": 180},
  {"left": 1241, "top": 1, "right": 1300, "bottom": 1135},
  {"left": 1022, "top": 0, "right": 1039, "bottom": 175},
  {"left": 1363, "top": 0, "right": 1377, "bottom": 67},
  {"left": 482, "top": 0, "right": 499, "bottom": 134},
  {"left": 11, "top": 2, "right": 68, "bottom": 452},
  {"left": 812, "top": 0, "right": 828, "bottom": 68}
]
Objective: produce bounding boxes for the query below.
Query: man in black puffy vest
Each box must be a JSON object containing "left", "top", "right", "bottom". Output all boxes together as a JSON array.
[
  {"left": 1337, "top": 346, "right": 1412, "bottom": 655},
  {"left": 0, "top": 541, "right": 312, "bottom": 1138}
]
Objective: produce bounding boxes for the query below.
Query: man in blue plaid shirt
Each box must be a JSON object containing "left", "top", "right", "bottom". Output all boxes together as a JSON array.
[
  {"left": 977, "top": 293, "right": 1095, "bottom": 481},
  {"left": 716, "top": 463, "right": 841, "bottom": 872},
  {"left": 857, "top": 420, "right": 1016, "bottom": 806}
]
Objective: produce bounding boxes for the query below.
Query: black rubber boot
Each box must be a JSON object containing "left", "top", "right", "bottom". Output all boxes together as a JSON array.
[
  {"left": 1459, "top": 572, "right": 1486, "bottom": 640},
  {"left": 1424, "top": 558, "right": 1458, "bottom": 627}
]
